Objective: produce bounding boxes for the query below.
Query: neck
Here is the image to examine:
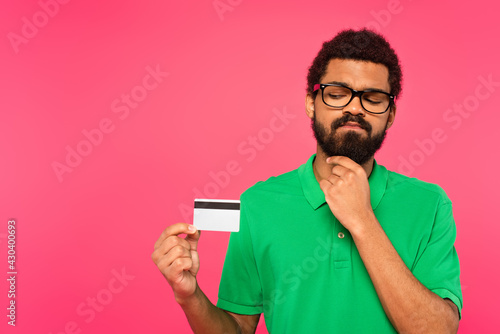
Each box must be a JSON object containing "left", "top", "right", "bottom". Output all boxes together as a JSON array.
[{"left": 312, "top": 145, "right": 375, "bottom": 182}]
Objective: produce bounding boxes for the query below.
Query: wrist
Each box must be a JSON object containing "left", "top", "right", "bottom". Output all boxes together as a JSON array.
[
  {"left": 348, "top": 210, "right": 379, "bottom": 240},
  {"left": 175, "top": 284, "right": 201, "bottom": 308}
]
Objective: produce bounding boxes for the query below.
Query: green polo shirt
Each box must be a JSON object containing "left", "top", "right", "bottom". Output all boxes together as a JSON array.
[{"left": 217, "top": 154, "right": 462, "bottom": 333}]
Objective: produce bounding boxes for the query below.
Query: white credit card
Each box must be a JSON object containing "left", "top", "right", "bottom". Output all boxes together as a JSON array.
[{"left": 193, "top": 199, "right": 240, "bottom": 232}]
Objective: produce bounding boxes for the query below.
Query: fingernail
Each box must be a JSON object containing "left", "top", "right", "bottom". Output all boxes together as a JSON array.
[{"left": 188, "top": 225, "right": 197, "bottom": 232}]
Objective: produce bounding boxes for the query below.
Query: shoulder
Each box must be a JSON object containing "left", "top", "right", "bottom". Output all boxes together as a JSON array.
[
  {"left": 241, "top": 168, "right": 300, "bottom": 201},
  {"left": 383, "top": 167, "right": 452, "bottom": 206}
]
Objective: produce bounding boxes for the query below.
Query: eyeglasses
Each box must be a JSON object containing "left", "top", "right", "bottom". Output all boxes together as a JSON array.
[{"left": 313, "top": 83, "right": 395, "bottom": 114}]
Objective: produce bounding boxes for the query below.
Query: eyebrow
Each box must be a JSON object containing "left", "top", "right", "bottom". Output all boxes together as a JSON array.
[{"left": 324, "top": 80, "right": 389, "bottom": 94}]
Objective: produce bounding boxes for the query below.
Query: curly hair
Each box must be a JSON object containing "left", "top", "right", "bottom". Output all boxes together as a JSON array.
[{"left": 306, "top": 28, "right": 403, "bottom": 100}]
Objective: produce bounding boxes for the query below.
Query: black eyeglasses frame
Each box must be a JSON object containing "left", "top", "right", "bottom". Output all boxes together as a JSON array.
[{"left": 313, "top": 83, "right": 395, "bottom": 114}]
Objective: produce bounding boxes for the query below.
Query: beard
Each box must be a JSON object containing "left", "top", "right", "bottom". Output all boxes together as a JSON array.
[{"left": 312, "top": 113, "right": 388, "bottom": 165}]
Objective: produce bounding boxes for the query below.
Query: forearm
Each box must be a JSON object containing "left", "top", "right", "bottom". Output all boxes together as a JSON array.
[
  {"left": 351, "top": 214, "right": 458, "bottom": 333},
  {"left": 177, "top": 283, "right": 241, "bottom": 334}
]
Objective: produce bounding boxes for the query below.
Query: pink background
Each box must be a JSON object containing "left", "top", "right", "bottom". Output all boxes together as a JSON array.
[{"left": 1, "top": 0, "right": 499, "bottom": 333}]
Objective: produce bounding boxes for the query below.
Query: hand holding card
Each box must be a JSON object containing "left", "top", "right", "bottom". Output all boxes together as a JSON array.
[{"left": 193, "top": 199, "right": 240, "bottom": 232}]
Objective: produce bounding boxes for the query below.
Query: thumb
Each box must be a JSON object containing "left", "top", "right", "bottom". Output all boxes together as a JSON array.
[{"left": 185, "top": 226, "right": 201, "bottom": 251}]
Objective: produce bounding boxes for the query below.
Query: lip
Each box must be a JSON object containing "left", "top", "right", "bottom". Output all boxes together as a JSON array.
[{"left": 338, "top": 122, "right": 365, "bottom": 130}]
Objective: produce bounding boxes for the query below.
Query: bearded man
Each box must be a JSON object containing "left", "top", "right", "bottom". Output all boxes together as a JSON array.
[{"left": 152, "top": 29, "right": 463, "bottom": 333}]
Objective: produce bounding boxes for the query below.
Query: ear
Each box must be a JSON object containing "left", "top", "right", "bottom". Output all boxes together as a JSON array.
[
  {"left": 305, "top": 93, "right": 315, "bottom": 119},
  {"left": 386, "top": 105, "right": 397, "bottom": 129}
]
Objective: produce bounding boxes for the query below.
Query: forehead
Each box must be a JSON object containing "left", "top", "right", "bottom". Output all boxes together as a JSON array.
[{"left": 321, "top": 59, "right": 390, "bottom": 92}]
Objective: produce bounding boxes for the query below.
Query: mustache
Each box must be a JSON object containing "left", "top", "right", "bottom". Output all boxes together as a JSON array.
[{"left": 332, "top": 114, "right": 372, "bottom": 132}]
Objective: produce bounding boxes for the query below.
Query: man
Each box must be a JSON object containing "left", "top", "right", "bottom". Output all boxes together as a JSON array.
[{"left": 152, "top": 29, "right": 462, "bottom": 333}]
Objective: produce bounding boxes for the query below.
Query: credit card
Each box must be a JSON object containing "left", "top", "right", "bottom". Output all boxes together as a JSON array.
[{"left": 193, "top": 199, "right": 240, "bottom": 232}]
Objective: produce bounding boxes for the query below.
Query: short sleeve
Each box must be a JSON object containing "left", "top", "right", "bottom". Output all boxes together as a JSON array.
[
  {"left": 411, "top": 200, "right": 463, "bottom": 318},
  {"left": 216, "top": 197, "right": 263, "bottom": 315}
]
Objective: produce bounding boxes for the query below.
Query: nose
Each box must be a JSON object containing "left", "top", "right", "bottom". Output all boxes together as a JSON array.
[{"left": 343, "top": 95, "right": 366, "bottom": 116}]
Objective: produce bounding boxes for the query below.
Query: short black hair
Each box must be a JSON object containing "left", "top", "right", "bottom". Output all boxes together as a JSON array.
[{"left": 306, "top": 28, "right": 403, "bottom": 101}]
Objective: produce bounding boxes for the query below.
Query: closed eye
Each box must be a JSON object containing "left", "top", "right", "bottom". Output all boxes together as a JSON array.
[
  {"left": 364, "top": 98, "right": 382, "bottom": 104},
  {"left": 328, "top": 94, "right": 347, "bottom": 99}
]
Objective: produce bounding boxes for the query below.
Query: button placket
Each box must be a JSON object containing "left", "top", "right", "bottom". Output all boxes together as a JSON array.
[{"left": 332, "top": 218, "right": 351, "bottom": 269}]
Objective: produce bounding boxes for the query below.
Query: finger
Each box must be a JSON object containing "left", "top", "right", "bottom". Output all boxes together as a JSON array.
[
  {"left": 169, "top": 257, "right": 194, "bottom": 277},
  {"left": 327, "top": 156, "right": 366, "bottom": 177},
  {"left": 319, "top": 178, "right": 334, "bottom": 192},
  {"left": 158, "top": 256, "right": 194, "bottom": 281},
  {"left": 154, "top": 223, "right": 197, "bottom": 250},
  {"left": 152, "top": 233, "right": 195, "bottom": 264},
  {"left": 185, "top": 229, "right": 201, "bottom": 251},
  {"left": 330, "top": 164, "right": 350, "bottom": 178},
  {"left": 153, "top": 243, "right": 193, "bottom": 275},
  {"left": 152, "top": 237, "right": 186, "bottom": 265},
  {"left": 162, "top": 244, "right": 193, "bottom": 268},
  {"left": 189, "top": 249, "right": 200, "bottom": 276},
  {"left": 326, "top": 156, "right": 360, "bottom": 170},
  {"left": 319, "top": 179, "right": 338, "bottom": 206},
  {"left": 162, "top": 235, "right": 192, "bottom": 254}
]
